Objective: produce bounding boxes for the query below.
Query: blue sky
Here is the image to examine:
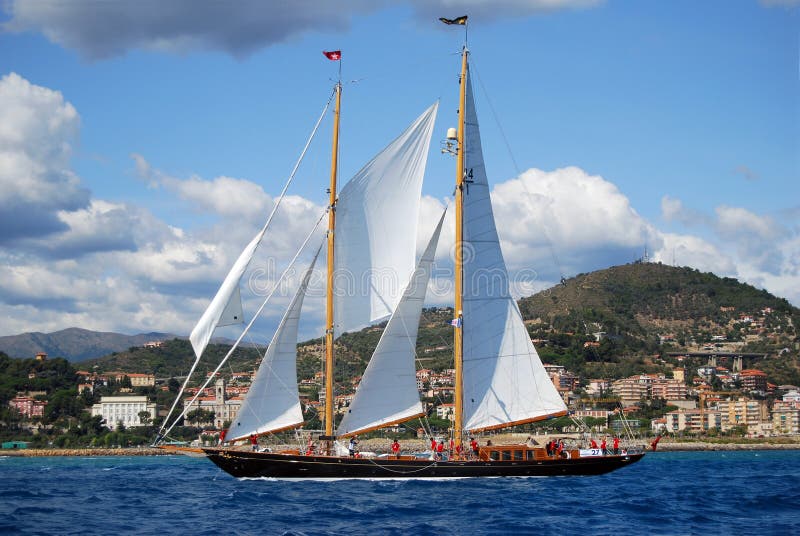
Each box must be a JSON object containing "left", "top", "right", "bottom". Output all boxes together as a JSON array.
[{"left": 0, "top": 0, "right": 797, "bottom": 341}]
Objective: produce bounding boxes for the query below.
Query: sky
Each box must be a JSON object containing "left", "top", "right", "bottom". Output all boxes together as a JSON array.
[{"left": 0, "top": 0, "right": 798, "bottom": 343}]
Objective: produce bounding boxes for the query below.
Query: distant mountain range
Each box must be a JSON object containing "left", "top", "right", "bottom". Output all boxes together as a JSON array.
[{"left": 0, "top": 328, "right": 175, "bottom": 361}]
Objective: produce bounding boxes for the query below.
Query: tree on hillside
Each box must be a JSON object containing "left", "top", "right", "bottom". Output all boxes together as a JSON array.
[
  {"left": 186, "top": 408, "right": 215, "bottom": 426},
  {"left": 44, "top": 389, "right": 84, "bottom": 424}
]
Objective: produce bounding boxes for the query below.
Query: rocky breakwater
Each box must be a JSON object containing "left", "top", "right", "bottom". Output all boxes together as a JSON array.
[
  {"left": 658, "top": 440, "right": 800, "bottom": 451},
  {"left": 2, "top": 447, "right": 169, "bottom": 457}
]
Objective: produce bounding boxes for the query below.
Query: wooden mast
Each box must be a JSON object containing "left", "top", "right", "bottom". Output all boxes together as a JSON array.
[
  {"left": 453, "top": 46, "right": 468, "bottom": 449},
  {"left": 324, "top": 81, "right": 342, "bottom": 446}
]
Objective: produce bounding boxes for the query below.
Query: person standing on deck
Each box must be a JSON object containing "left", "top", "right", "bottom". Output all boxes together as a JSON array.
[
  {"left": 601, "top": 437, "right": 607, "bottom": 455},
  {"left": 613, "top": 436, "right": 620, "bottom": 455},
  {"left": 391, "top": 439, "right": 400, "bottom": 458},
  {"left": 250, "top": 434, "right": 258, "bottom": 451},
  {"left": 470, "top": 437, "right": 479, "bottom": 459}
]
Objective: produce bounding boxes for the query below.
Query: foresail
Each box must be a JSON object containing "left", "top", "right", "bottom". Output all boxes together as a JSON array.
[
  {"left": 334, "top": 102, "right": 438, "bottom": 335},
  {"left": 227, "top": 246, "right": 320, "bottom": 441},
  {"left": 189, "top": 228, "right": 263, "bottom": 358},
  {"left": 337, "top": 211, "right": 446, "bottom": 437},
  {"left": 460, "top": 68, "right": 567, "bottom": 432}
]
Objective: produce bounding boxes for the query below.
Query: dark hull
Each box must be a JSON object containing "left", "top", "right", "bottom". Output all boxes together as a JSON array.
[{"left": 201, "top": 448, "right": 645, "bottom": 479}]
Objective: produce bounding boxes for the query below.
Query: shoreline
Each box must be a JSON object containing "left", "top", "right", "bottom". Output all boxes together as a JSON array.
[
  {"left": 656, "top": 441, "right": 800, "bottom": 451},
  {"left": 0, "top": 447, "right": 169, "bottom": 457},
  {"left": 2, "top": 440, "right": 800, "bottom": 457}
]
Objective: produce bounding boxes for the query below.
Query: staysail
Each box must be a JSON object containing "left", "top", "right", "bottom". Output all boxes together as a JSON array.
[
  {"left": 189, "top": 228, "right": 262, "bottom": 358},
  {"left": 334, "top": 102, "right": 439, "bottom": 335},
  {"left": 337, "top": 211, "right": 445, "bottom": 437},
  {"left": 460, "top": 66, "right": 567, "bottom": 432},
  {"left": 227, "top": 246, "right": 321, "bottom": 441}
]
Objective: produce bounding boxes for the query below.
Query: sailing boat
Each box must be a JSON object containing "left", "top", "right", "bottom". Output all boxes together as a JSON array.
[{"left": 198, "top": 24, "right": 645, "bottom": 478}]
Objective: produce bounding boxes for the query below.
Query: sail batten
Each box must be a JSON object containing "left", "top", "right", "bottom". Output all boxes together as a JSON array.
[
  {"left": 336, "top": 210, "right": 446, "bottom": 437},
  {"left": 227, "top": 246, "right": 321, "bottom": 441},
  {"left": 460, "top": 65, "right": 567, "bottom": 433},
  {"left": 334, "top": 102, "right": 439, "bottom": 335}
]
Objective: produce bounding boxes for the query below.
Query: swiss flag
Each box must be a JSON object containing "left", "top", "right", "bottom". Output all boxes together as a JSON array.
[{"left": 323, "top": 50, "right": 341, "bottom": 61}]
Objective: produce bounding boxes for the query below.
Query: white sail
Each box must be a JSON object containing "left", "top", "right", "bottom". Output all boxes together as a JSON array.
[
  {"left": 227, "top": 246, "right": 321, "bottom": 441},
  {"left": 337, "top": 211, "right": 445, "bottom": 437},
  {"left": 219, "top": 286, "right": 244, "bottom": 326},
  {"left": 460, "top": 67, "right": 567, "bottom": 432},
  {"left": 189, "top": 227, "right": 262, "bottom": 358},
  {"left": 334, "top": 102, "right": 438, "bottom": 334}
]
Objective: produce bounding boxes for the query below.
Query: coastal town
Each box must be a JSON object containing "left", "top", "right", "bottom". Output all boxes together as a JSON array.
[{"left": 3, "top": 300, "right": 799, "bottom": 451}]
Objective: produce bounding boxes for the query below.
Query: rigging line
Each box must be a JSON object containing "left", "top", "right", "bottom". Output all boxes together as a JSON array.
[
  {"left": 158, "top": 93, "right": 335, "bottom": 437},
  {"left": 471, "top": 60, "right": 567, "bottom": 286},
  {"left": 161, "top": 213, "right": 327, "bottom": 440}
]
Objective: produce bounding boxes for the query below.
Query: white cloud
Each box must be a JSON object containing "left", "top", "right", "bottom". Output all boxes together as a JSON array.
[
  {"left": 655, "top": 196, "right": 798, "bottom": 302},
  {"left": 489, "top": 167, "right": 659, "bottom": 278},
  {"left": 661, "top": 195, "right": 684, "bottom": 222},
  {"left": 2, "top": 0, "right": 602, "bottom": 59},
  {"left": 651, "top": 233, "right": 737, "bottom": 275},
  {"left": 0, "top": 72, "right": 89, "bottom": 242},
  {"left": 714, "top": 205, "right": 786, "bottom": 274},
  {"left": 0, "top": 74, "right": 329, "bottom": 338},
  {"left": 660, "top": 195, "right": 710, "bottom": 227}
]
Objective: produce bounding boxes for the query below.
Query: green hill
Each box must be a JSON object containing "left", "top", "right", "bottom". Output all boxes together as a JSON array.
[
  {"left": 517, "top": 262, "right": 799, "bottom": 384},
  {"left": 519, "top": 262, "right": 797, "bottom": 338},
  {"left": 76, "top": 338, "right": 262, "bottom": 379}
]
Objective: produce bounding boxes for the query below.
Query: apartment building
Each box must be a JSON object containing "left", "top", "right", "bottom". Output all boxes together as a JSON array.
[
  {"left": 771, "top": 400, "right": 799, "bottom": 435},
  {"left": 9, "top": 396, "right": 47, "bottom": 418}
]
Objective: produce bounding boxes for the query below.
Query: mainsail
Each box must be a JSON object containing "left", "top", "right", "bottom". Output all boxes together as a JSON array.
[
  {"left": 334, "top": 102, "right": 439, "bottom": 334},
  {"left": 227, "top": 246, "right": 322, "bottom": 441},
  {"left": 337, "top": 211, "right": 446, "bottom": 437},
  {"left": 460, "top": 66, "right": 567, "bottom": 432}
]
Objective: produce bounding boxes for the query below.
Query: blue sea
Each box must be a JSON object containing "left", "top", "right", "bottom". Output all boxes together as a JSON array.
[{"left": 1, "top": 450, "right": 798, "bottom": 535}]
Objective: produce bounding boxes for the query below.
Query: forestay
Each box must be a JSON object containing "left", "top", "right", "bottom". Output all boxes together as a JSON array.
[
  {"left": 227, "top": 246, "right": 321, "bottom": 441},
  {"left": 337, "top": 211, "right": 445, "bottom": 437},
  {"left": 459, "top": 68, "right": 567, "bottom": 432},
  {"left": 334, "top": 102, "right": 438, "bottom": 335}
]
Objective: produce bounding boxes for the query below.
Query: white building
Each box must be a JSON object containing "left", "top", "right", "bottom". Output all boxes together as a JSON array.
[{"left": 91, "top": 395, "right": 157, "bottom": 430}]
